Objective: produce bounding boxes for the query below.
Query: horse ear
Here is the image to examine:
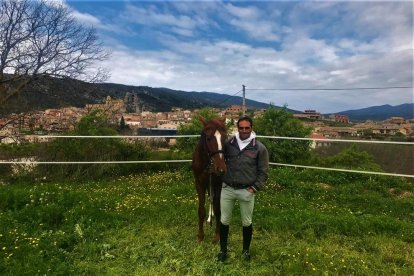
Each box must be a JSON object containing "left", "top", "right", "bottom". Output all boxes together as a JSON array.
[{"left": 195, "top": 113, "right": 208, "bottom": 126}]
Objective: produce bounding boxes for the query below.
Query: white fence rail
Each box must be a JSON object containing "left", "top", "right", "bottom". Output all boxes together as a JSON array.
[{"left": 0, "top": 135, "right": 413, "bottom": 178}]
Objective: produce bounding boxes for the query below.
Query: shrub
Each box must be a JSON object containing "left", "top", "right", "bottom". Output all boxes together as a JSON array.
[
  {"left": 34, "top": 110, "right": 150, "bottom": 180},
  {"left": 254, "top": 107, "right": 312, "bottom": 164},
  {"left": 319, "top": 145, "right": 382, "bottom": 172}
]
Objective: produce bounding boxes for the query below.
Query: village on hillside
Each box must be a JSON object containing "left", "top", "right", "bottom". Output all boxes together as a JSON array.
[{"left": 0, "top": 94, "right": 413, "bottom": 144}]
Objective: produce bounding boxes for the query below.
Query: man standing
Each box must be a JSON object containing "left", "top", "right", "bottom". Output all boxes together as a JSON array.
[{"left": 218, "top": 116, "right": 269, "bottom": 262}]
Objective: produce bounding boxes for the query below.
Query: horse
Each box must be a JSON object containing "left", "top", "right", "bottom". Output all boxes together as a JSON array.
[{"left": 192, "top": 115, "right": 227, "bottom": 243}]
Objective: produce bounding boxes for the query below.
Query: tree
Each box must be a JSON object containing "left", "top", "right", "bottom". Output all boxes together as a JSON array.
[
  {"left": 76, "top": 109, "right": 116, "bottom": 136},
  {"left": 37, "top": 110, "right": 149, "bottom": 179},
  {"left": 120, "top": 116, "right": 126, "bottom": 130},
  {"left": 0, "top": 0, "right": 109, "bottom": 107},
  {"left": 254, "top": 106, "right": 312, "bottom": 164}
]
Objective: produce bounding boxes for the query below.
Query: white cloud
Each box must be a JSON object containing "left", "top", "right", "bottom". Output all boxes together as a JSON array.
[
  {"left": 71, "top": 10, "right": 101, "bottom": 26},
  {"left": 224, "top": 3, "right": 281, "bottom": 41},
  {"left": 225, "top": 3, "right": 261, "bottom": 19},
  {"left": 121, "top": 3, "right": 206, "bottom": 37}
]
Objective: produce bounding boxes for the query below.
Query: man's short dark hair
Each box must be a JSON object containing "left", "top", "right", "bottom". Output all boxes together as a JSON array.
[{"left": 237, "top": 116, "right": 253, "bottom": 128}]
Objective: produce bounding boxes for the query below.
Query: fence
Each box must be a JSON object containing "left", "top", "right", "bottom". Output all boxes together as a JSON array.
[{"left": 0, "top": 135, "right": 413, "bottom": 178}]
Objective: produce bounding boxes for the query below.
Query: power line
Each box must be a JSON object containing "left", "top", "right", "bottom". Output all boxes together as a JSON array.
[
  {"left": 246, "top": 86, "right": 412, "bottom": 91},
  {"left": 210, "top": 89, "right": 243, "bottom": 107}
]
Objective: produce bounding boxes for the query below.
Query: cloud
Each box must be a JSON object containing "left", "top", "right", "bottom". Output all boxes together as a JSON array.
[
  {"left": 67, "top": 1, "right": 412, "bottom": 113},
  {"left": 101, "top": 29, "right": 412, "bottom": 113},
  {"left": 224, "top": 3, "right": 281, "bottom": 41},
  {"left": 71, "top": 9, "right": 101, "bottom": 26},
  {"left": 120, "top": 3, "right": 207, "bottom": 37}
]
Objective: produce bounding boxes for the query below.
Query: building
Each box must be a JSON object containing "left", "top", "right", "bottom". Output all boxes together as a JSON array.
[
  {"left": 334, "top": 114, "right": 349, "bottom": 124},
  {"left": 294, "top": 109, "right": 322, "bottom": 120},
  {"left": 225, "top": 105, "right": 243, "bottom": 118},
  {"left": 384, "top": 117, "right": 406, "bottom": 125},
  {"left": 309, "top": 133, "right": 331, "bottom": 149}
]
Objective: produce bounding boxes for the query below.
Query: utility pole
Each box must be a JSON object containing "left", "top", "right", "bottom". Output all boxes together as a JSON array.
[{"left": 242, "top": 84, "right": 246, "bottom": 116}]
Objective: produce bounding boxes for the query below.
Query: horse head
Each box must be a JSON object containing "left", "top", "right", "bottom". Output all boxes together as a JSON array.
[{"left": 198, "top": 115, "right": 227, "bottom": 176}]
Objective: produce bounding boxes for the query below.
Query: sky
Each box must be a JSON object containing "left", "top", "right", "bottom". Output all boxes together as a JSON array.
[{"left": 65, "top": 0, "right": 413, "bottom": 113}]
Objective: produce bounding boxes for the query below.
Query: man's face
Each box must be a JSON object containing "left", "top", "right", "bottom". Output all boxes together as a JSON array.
[{"left": 238, "top": 120, "right": 252, "bottom": 141}]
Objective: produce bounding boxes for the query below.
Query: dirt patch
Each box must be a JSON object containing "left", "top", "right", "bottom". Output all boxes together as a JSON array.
[
  {"left": 397, "top": 191, "right": 414, "bottom": 199},
  {"left": 317, "top": 183, "right": 332, "bottom": 190},
  {"left": 389, "top": 188, "right": 414, "bottom": 199}
]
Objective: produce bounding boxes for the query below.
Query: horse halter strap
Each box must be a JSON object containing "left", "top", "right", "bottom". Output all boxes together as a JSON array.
[
  {"left": 208, "top": 149, "right": 225, "bottom": 158},
  {"left": 202, "top": 132, "right": 225, "bottom": 171}
]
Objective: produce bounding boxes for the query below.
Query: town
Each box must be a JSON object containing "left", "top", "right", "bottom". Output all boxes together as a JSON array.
[{"left": 0, "top": 94, "right": 413, "bottom": 144}]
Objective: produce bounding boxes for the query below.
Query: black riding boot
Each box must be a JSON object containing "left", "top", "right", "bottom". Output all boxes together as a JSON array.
[
  {"left": 242, "top": 224, "right": 253, "bottom": 260},
  {"left": 217, "top": 223, "right": 229, "bottom": 262}
]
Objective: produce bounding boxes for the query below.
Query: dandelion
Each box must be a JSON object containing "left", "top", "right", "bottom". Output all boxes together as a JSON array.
[{"left": 75, "top": 224, "right": 84, "bottom": 238}]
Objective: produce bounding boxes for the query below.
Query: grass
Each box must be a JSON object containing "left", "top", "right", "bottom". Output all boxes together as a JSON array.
[{"left": 0, "top": 167, "right": 413, "bottom": 275}]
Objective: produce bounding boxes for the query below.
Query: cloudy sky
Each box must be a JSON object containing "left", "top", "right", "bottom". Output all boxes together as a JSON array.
[{"left": 66, "top": 0, "right": 413, "bottom": 113}]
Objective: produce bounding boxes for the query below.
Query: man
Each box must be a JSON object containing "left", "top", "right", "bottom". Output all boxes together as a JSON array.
[{"left": 218, "top": 116, "right": 269, "bottom": 262}]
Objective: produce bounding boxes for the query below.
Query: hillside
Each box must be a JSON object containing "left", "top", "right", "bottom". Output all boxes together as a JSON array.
[
  {"left": 330, "top": 103, "right": 414, "bottom": 121},
  {"left": 1, "top": 77, "right": 412, "bottom": 120},
  {"left": 1, "top": 77, "right": 271, "bottom": 115}
]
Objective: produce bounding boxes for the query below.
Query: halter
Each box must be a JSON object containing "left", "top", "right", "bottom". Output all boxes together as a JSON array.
[{"left": 201, "top": 132, "right": 225, "bottom": 172}]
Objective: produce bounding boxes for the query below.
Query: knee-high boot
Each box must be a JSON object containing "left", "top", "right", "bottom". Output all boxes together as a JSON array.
[
  {"left": 218, "top": 222, "right": 229, "bottom": 262},
  {"left": 242, "top": 224, "right": 253, "bottom": 252},
  {"left": 220, "top": 222, "right": 229, "bottom": 252}
]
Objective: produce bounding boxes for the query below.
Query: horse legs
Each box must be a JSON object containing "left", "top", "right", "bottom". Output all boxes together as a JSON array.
[
  {"left": 212, "top": 181, "right": 222, "bottom": 244},
  {"left": 196, "top": 181, "right": 206, "bottom": 243}
]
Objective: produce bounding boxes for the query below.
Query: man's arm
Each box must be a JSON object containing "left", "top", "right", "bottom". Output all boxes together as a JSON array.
[{"left": 252, "top": 145, "right": 269, "bottom": 191}]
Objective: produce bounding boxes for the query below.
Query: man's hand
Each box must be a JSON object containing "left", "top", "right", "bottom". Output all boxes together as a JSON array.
[{"left": 247, "top": 187, "right": 256, "bottom": 194}]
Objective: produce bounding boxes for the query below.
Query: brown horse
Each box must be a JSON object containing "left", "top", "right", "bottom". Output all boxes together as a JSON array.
[{"left": 192, "top": 115, "right": 227, "bottom": 243}]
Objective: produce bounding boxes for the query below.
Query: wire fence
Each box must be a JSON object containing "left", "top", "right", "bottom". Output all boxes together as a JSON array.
[{"left": 0, "top": 135, "right": 413, "bottom": 178}]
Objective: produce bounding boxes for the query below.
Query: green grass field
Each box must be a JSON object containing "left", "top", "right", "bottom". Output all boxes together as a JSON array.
[{"left": 0, "top": 167, "right": 413, "bottom": 275}]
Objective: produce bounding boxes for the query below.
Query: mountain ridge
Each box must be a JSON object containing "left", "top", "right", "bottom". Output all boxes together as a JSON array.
[
  {"left": 1, "top": 77, "right": 412, "bottom": 120},
  {"left": 326, "top": 103, "right": 414, "bottom": 121}
]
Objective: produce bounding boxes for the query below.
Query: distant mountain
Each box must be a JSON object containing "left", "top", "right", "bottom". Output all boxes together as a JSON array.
[
  {"left": 2, "top": 77, "right": 411, "bottom": 121},
  {"left": 0, "top": 77, "right": 281, "bottom": 115},
  {"left": 327, "top": 103, "right": 414, "bottom": 121},
  {"left": 96, "top": 83, "right": 274, "bottom": 111}
]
